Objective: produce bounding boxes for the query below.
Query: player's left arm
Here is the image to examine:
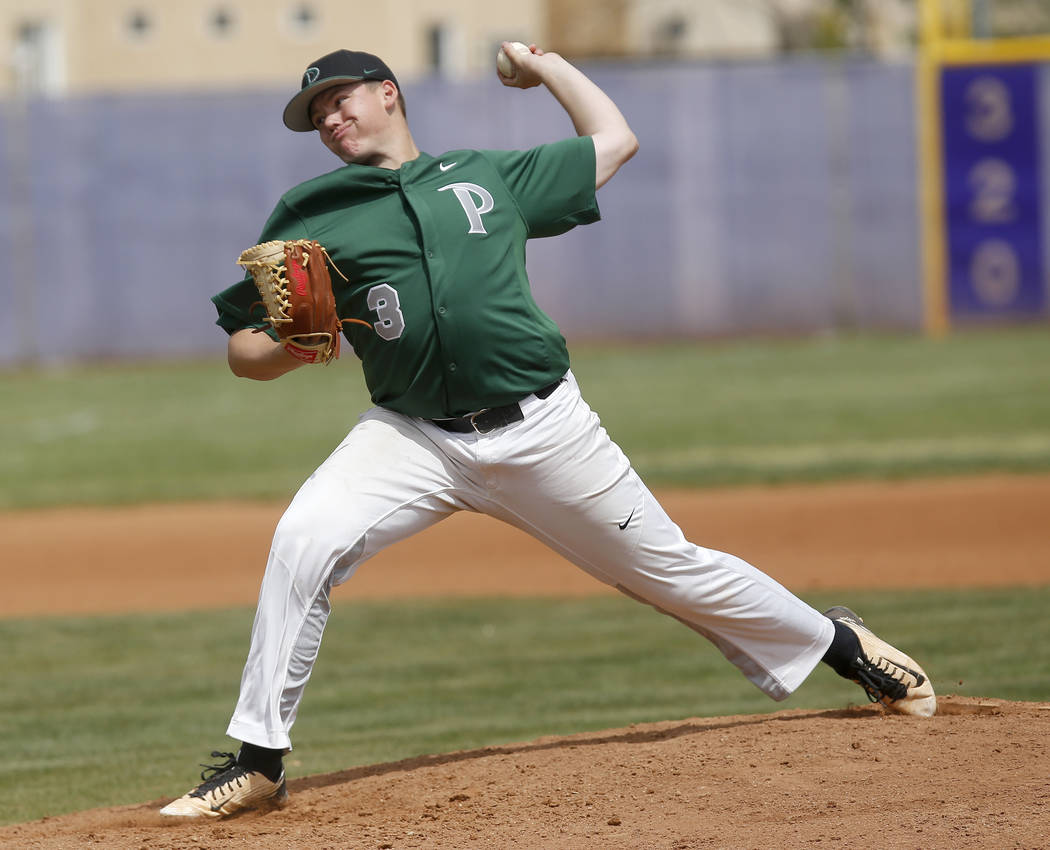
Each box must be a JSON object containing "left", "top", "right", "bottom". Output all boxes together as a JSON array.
[
  {"left": 496, "top": 42, "right": 638, "bottom": 190},
  {"left": 227, "top": 327, "right": 306, "bottom": 380}
]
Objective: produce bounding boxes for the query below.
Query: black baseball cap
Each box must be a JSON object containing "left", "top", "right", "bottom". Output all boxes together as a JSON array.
[{"left": 283, "top": 49, "right": 399, "bottom": 132}]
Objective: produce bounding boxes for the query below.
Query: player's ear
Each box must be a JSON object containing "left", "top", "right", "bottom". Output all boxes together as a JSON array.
[
  {"left": 375, "top": 78, "right": 403, "bottom": 114},
  {"left": 378, "top": 79, "right": 399, "bottom": 110}
]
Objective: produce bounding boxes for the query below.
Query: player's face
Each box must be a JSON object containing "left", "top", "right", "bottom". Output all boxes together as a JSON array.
[{"left": 310, "top": 81, "right": 396, "bottom": 165}]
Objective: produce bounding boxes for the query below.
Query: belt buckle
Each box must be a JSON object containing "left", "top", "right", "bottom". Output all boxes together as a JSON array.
[{"left": 468, "top": 408, "right": 492, "bottom": 434}]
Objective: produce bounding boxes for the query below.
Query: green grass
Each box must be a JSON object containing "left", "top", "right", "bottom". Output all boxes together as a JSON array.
[
  {"left": 1, "top": 326, "right": 1049, "bottom": 508},
  {"left": 578, "top": 326, "right": 1050, "bottom": 486},
  {"left": 1, "top": 587, "right": 1047, "bottom": 826}
]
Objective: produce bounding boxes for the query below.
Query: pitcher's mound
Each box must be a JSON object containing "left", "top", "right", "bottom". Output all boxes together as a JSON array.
[{"left": 3, "top": 695, "right": 1046, "bottom": 849}]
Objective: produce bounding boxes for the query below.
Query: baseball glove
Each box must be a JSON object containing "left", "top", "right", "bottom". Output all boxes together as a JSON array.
[{"left": 237, "top": 239, "right": 362, "bottom": 365}]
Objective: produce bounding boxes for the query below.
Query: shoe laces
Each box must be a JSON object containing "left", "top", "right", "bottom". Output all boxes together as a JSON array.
[
  {"left": 188, "top": 751, "right": 249, "bottom": 799},
  {"left": 851, "top": 653, "right": 920, "bottom": 704}
]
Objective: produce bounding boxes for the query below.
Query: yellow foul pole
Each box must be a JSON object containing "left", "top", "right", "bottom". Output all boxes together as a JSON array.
[{"left": 916, "top": 0, "right": 951, "bottom": 336}]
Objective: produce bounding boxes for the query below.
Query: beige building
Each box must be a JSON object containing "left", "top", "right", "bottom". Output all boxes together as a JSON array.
[
  {"left": 551, "top": 0, "right": 916, "bottom": 61},
  {"left": 3, "top": 0, "right": 546, "bottom": 96},
  {"left": 550, "top": 0, "right": 779, "bottom": 59},
  {"left": 2, "top": 0, "right": 917, "bottom": 99}
]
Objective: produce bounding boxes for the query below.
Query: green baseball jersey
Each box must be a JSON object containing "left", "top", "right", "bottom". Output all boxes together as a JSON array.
[{"left": 213, "top": 136, "right": 599, "bottom": 418}]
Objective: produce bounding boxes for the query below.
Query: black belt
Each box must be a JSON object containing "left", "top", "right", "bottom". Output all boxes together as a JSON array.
[{"left": 430, "top": 379, "right": 564, "bottom": 435}]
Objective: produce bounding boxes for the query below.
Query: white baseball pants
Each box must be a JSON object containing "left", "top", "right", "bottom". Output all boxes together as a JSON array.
[{"left": 227, "top": 371, "right": 834, "bottom": 750}]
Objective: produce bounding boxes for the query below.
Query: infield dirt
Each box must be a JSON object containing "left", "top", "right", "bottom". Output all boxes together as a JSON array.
[{"left": 2, "top": 474, "right": 1048, "bottom": 848}]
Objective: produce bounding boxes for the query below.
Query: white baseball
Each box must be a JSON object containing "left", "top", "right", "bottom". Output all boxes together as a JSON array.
[{"left": 497, "top": 42, "right": 531, "bottom": 79}]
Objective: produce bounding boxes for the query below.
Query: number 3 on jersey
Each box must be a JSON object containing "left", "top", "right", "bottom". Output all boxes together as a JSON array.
[{"left": 366, "top": 283, "right": 405, "bottom": 340}]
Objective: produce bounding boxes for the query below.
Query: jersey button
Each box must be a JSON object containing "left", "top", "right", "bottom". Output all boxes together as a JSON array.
[
  {"left": 438, "top": 306, "right": 447, "bottom": 315},
  {"left": 426, "top": 250, "right": 435, "bottom": 258},
  {"left": 449, "top": 363, "right": 457, "bottom": 371}
]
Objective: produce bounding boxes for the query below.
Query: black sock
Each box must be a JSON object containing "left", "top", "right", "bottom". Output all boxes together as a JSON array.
[
  {"left": 237, "top": 742, "right": 284, "bottom": 782},
  {"left": 821, "top": 619, "right": 862, "bottom": 679}
]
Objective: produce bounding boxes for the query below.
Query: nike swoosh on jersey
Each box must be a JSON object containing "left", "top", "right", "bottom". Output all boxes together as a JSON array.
[{"left": 439, "top": 161, "right": 457, "bottom": 171}]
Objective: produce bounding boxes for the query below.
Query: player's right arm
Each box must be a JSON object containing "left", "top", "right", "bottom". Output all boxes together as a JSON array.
[
  {"left": 227, "top": 328, "right": 306, "bottom": 380},
  {"left": 497, "top": 43, "right": 638, "bottom": 190}
]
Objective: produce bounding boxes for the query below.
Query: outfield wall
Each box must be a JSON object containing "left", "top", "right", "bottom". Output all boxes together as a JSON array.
[{"left": 0, "top": 58, "right": 922, "bottom": 366}]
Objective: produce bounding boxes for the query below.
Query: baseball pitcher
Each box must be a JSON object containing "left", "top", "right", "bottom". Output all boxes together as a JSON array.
[{"left": 160, "top": 45, "right": 935, "bottom": 818}]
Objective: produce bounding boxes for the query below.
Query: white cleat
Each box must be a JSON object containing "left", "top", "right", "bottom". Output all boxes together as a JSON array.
[
  {"left": 159, "top": 751, "right": 287, "bottom": 818},
  {"left": 825, "top": 606, "right": 936, "bottom": 717}
]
